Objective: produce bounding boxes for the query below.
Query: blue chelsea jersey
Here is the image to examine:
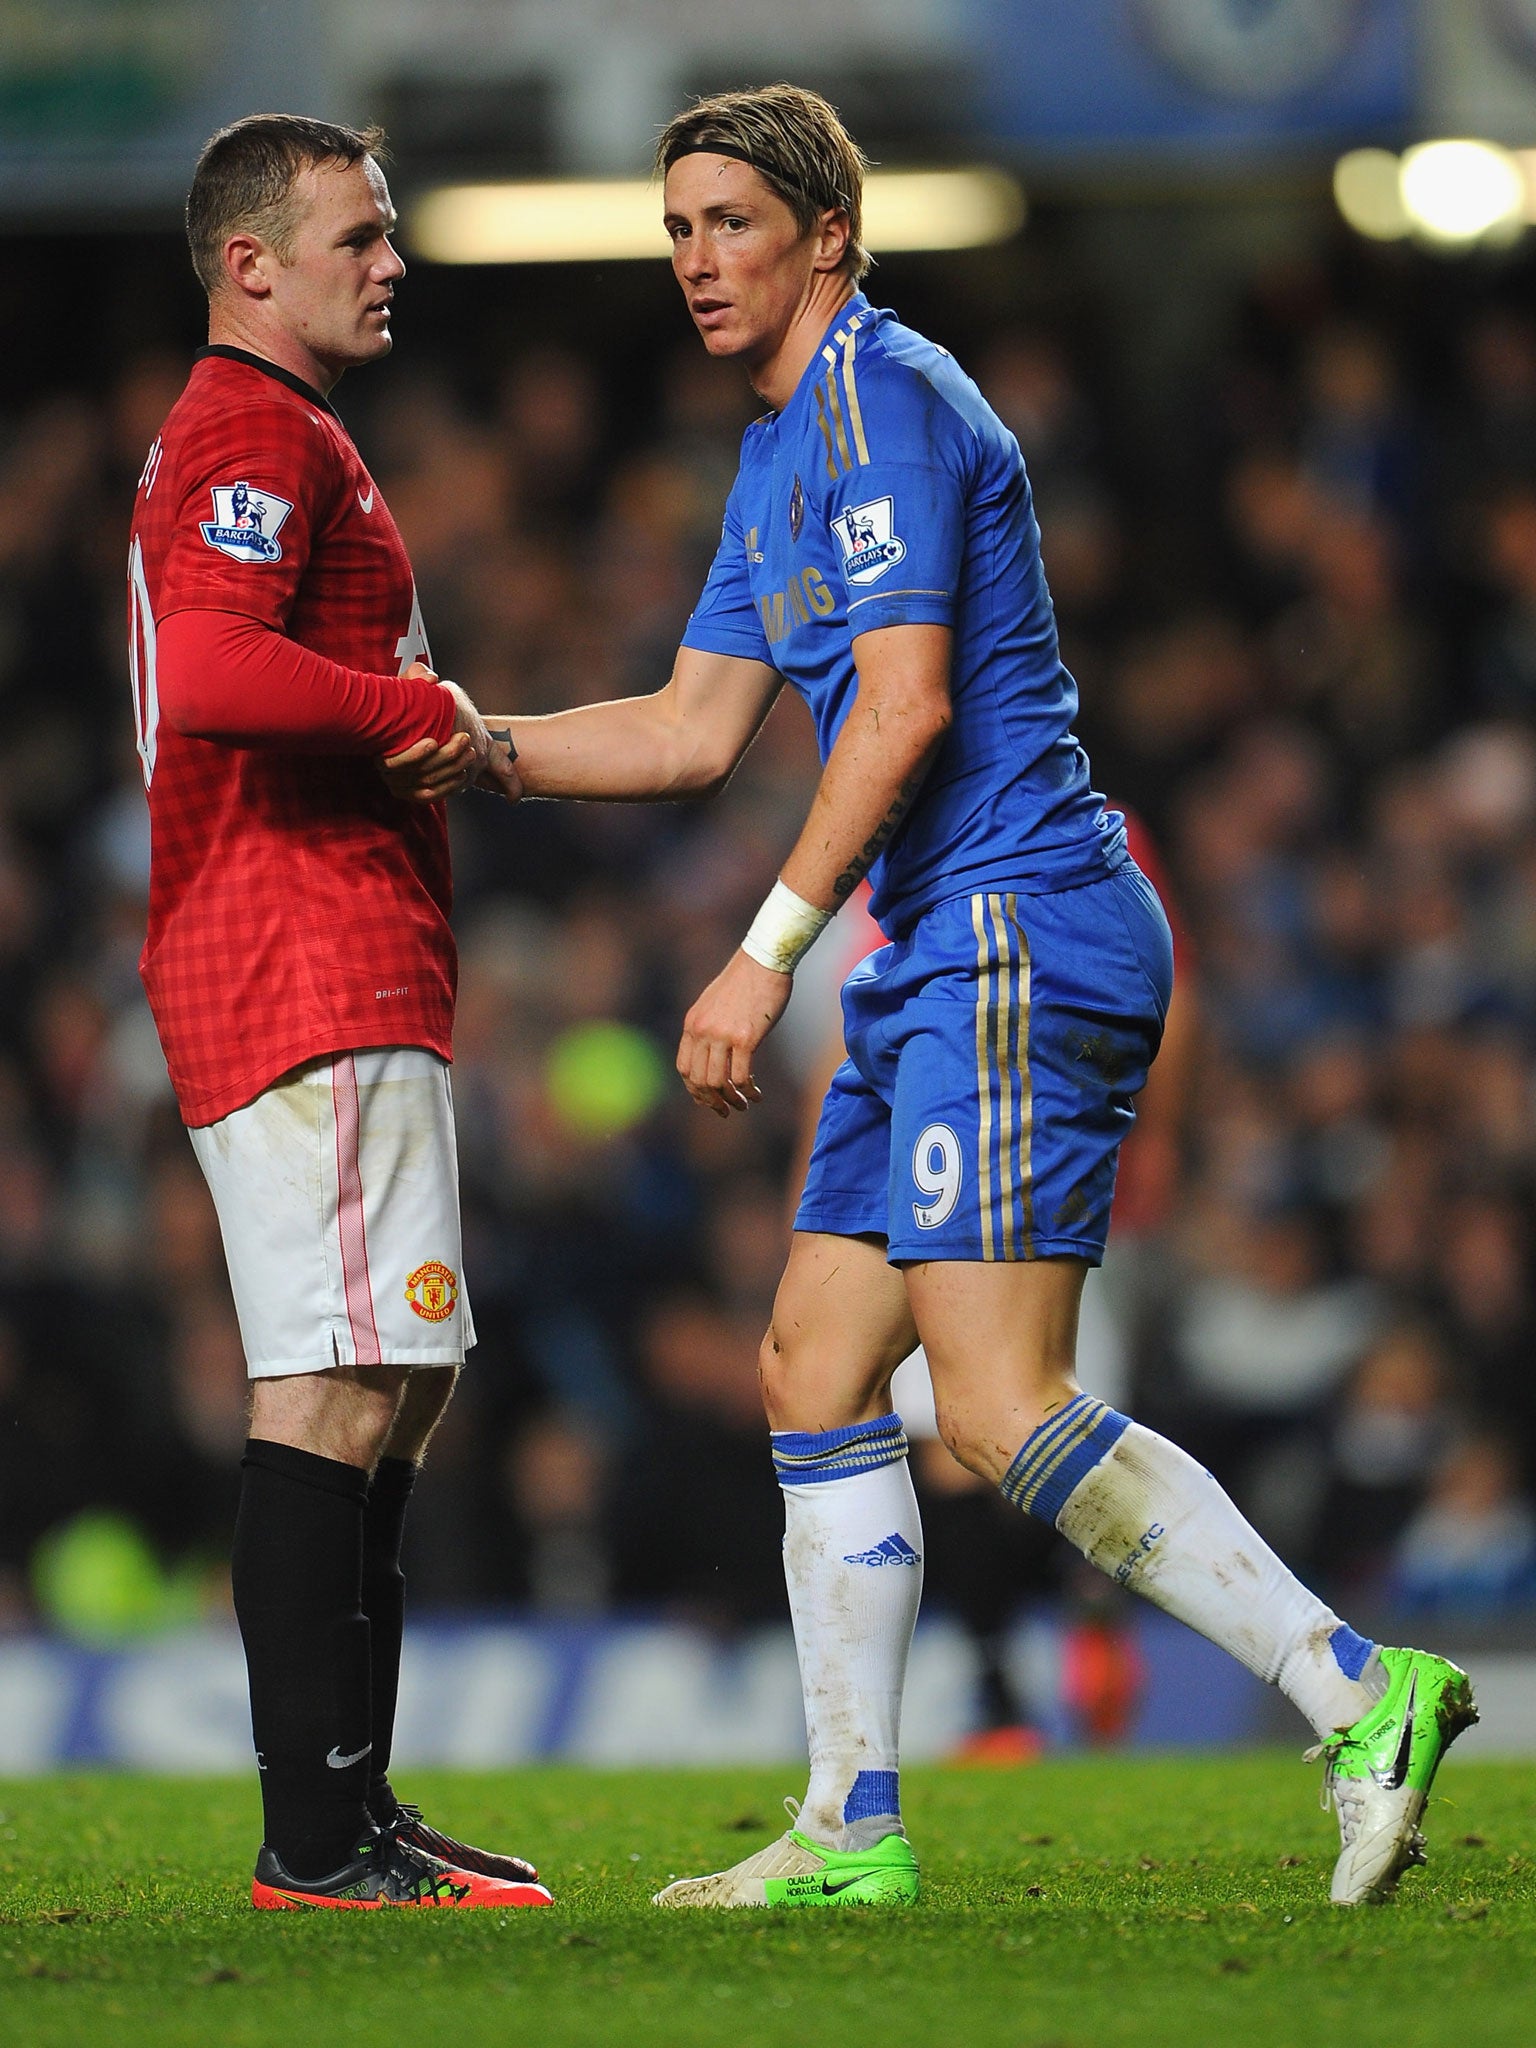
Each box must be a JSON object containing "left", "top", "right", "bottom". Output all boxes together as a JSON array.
[{"left": 682, "top": 294, "right": 1125, "bottom": 935}]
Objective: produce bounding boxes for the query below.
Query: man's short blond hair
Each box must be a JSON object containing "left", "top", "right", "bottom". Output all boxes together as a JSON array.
[
  {"left": 656, "top": 84, "right": 870, "bottom": 282},
  {"left": 186, "top": 113, "right": 387, "bottom": 297}
]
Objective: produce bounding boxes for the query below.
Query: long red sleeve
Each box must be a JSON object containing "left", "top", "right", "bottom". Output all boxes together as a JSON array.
[{"left": 157, "top": 608, "right": 456, "bottom": 756}]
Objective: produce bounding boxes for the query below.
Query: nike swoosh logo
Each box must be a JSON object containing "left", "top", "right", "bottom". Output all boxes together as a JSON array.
[
  {"left": 821, "top": 1874, "right": 865, "bottom": 1895},
  {"left": 357, "top": 485, "right": 375, "bottom": 514},
  {"left": 1372, "top": 1672, "right": 1417, "bottom": 1790},
  {"left": 326, "top": 1742, "right": 372, "bottom": 1770}
]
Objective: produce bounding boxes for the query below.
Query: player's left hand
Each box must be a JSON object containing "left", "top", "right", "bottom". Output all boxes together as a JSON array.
[{"left": 677, "top": 951, "right": 792, "bottom": 1116}]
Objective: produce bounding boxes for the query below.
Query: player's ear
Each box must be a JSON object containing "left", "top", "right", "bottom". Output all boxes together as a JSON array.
[
  {"left": 223, "top": 232, "right": 274, "bottom": 301},
  {"left": 812, "top": 207, "right": 851, "bottom": 276}
]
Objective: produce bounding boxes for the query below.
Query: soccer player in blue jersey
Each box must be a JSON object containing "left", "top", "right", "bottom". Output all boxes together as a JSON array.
[{"left": 411, "top": 84, "right": 1475, "bottom": 1908}]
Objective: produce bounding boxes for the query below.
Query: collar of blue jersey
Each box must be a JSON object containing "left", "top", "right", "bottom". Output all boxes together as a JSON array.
[{"left": 775, "top": 291, "right": 874, "bottom": 421}]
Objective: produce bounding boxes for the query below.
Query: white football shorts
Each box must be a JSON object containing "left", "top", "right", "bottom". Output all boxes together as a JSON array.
[{"left": 189, "top": 1046, "right": 476, "bottom": 1379}]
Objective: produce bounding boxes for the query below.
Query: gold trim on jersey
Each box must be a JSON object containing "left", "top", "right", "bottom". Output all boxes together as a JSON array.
[
  {"left": 813, "top": 383, "right": 839, "bottom": 479},
  {"left": 816, "top": 317, "right": 870, "bottom": 475},
  {"left": 847, "top": 586, "right": 950, "bottom": 613},
  {"left": 971, "top": 895, "right": 996, "bottom": 1260},
  {"left": 825, "top": 368, "right": 854, "bottom": 472},
  {"left": 987, "top": 894, "right": 1016, "bottom": 1261},
  {"left": 1009, "top": 894, "right": 1035, "bottom": 1258},
  {"left": 841, "top": 319, "right": 871, "bottom": 464},
  {"left": 971, "top": 892, "right": 1035, "bottom": 1261}
]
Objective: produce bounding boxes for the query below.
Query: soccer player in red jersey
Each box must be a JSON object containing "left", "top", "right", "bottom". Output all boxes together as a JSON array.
[{"left": 127, "top": 114, "right": 547, "bottom": 1910}]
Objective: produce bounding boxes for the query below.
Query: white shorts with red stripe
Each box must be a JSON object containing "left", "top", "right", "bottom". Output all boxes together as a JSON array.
[{"left": 189, "top": 1046, "right": 476, "bottom": 1379}]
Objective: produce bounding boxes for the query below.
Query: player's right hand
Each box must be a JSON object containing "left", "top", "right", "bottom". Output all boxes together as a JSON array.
[
  {"left": 378, "top": 668, "right": 522, "bottom": 802},
  {"left": 441, "top": 680, "right": 523, "bottom": 800}
]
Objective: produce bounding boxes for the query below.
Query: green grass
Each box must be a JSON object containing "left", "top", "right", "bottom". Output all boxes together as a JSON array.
[{"left": 0, "top": 1757, "right": 1530, "bottom": 2047}]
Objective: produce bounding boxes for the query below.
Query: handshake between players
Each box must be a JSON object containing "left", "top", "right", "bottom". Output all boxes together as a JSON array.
[
  {"left": 132, "top": 86, "right": 1475, "bottom": 1917},
  {"left": 381, "top": 662, "right": 521, "bottom": 804}
]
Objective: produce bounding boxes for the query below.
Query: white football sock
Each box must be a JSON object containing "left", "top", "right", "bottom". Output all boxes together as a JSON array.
[
  {"left": 772, "top": 1414, "right": 922, "bottom": 1850},
  {"left": 1003, "top": 1395, "right": 1384, "bottom": 1738}
]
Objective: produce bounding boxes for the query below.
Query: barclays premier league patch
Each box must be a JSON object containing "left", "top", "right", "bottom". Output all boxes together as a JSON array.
[
  {"left": 830, "top": 495, "right": 906, "bottom": 585},
  {"left": 199, "top": 481, "right": 294, "bottom": 563}
]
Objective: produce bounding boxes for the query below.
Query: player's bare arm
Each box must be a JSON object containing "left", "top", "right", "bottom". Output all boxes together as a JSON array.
[
  {"left": 679, "top": 621, "right": 951, "bottom": 1118},
  {"left": 387, "top": 645, "right": 783, "bottom": 803}
]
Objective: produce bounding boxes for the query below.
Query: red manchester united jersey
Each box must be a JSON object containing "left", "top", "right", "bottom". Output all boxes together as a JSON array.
[{"left": 128, "top": 347, "right": 457, "bottom": 1126}]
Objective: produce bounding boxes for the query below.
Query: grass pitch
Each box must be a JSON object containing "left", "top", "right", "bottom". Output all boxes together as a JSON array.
[{"left": 0, "top": 1756, "right": 1530, "bottom": 2048}]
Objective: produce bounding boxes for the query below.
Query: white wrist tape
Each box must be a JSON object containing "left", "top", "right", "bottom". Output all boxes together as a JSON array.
[{"left": 740, "top": 879, "right": 832, "bottom": 975}]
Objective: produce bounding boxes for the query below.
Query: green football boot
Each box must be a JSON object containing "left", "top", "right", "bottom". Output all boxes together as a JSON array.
[
  {"left": 653, "top": 1818, "right": 919, "bottom": 1910},
  {"left": 1305, "top": 1645, "right": 1478, "bottom": 1906}
]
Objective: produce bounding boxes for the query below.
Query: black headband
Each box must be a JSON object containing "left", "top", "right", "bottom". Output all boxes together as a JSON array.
[{"left": 666, "top": 139, "right": 762, "bottom": 169}]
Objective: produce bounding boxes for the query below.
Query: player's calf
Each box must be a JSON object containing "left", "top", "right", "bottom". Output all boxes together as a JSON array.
[{"left": 978, "top": 1386, "right": 1481, "bottom": 1902}]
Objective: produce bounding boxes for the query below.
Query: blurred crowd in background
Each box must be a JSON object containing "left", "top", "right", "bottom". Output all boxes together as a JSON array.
[{"left": 5, "top": 222, "right": 1536, "bottom": 1668}]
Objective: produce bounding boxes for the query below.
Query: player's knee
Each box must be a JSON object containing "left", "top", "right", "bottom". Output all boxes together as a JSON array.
[
  {"left": 932, "top": 1399, "right": 1004, "bottom": 1485},
  {"left": 757, "top": 1320, "right": 861, "bottom": 1429},
  {"left": 757, "top": 1321, "right": 797, "bottom": 1421},
  {"left": 250, "top": 1361, "right": 409, "bottom": 1468},
  {"left": 384, "top": 1364, "right": 457, "bottom": 1461},
  {"left": 934, "top": 1372, "right": 1083, "bottom": 1488}
]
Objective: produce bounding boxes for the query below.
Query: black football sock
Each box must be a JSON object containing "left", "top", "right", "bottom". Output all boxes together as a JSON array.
[
  {"left": 232, "top": 1438, "right": 373, "bottom": 1880},
  {"left": 361, "top": 1454, "right": 417, "bottom": 1828}
]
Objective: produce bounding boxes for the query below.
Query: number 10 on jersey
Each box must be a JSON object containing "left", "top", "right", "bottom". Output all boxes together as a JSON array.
[{"left": 128, "top": 535, "right": 159, "bottom": 788}]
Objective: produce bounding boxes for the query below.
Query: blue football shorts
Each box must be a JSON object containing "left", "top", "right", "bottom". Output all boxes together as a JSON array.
[{"left": 795, "top": 861, "right": 1174, "bottom": 1265}]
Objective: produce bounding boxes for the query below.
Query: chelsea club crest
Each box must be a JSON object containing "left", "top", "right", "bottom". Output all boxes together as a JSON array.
[{"left": 789, "top": 474, "right": 804, "bottom": 543}]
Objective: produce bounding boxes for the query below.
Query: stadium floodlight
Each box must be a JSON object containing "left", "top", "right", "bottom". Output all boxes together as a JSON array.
[
  {"left": 1398, "top": 139, "right": 1526, "bottom": 247},
  {"left": 411, "top": 180, "right": 666, "bottom": 263},
  {"left": 861, "top": 169, "right": 1026, "bottom": 253},
  {"left": 408, "top": 169, "right": 1026, "bottom": 265},
  {"left": 1333, "top": 148, "right": 1412, "bottom": 241}
]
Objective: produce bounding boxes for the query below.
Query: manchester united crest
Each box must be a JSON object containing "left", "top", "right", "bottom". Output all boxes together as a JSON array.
[
  {"left": 789, "top": 473, "right": 804, "bottom": 542},
  {"left": 405, "top": 1259, "right": 458, "bottom": 1322}
]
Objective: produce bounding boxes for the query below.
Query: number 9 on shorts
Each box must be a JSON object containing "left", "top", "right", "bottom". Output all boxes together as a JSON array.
[{"left": 912, "top": 1123, "right": 962, "bottom": 1229}]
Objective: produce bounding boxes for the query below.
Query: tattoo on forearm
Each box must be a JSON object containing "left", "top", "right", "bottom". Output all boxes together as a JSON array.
[{"left": 832, "top": 771, "right": 923, "bottom": 902}]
